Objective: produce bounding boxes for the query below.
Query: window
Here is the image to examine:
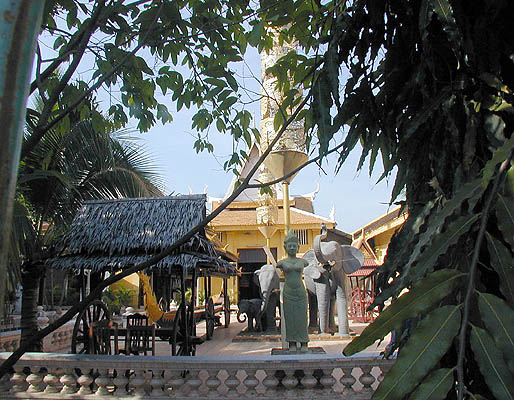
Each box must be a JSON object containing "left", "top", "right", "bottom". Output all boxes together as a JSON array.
[
  {"left": 216, "top": 232, "right": 223, "bottom": 242},
  {"left": 294, "top": 229, "right": 308, "bottom": 245}
]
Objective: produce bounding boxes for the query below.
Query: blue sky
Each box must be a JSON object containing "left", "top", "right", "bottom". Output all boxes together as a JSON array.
[
  {"left": 135, "top": 46, "right": 397, "bottom": 234},
  {"left": 138, "top": 105, "right": 397, "bottom": 234},
  {"left": 37, "top": 28, "right": 396, "bottom": 234}
]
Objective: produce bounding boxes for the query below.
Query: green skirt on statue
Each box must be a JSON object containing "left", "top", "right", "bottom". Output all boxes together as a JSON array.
[{"left": 283, "top": 283, "right": 309, "bottom": 343}]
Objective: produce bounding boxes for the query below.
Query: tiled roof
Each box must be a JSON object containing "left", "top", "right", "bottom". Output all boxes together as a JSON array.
[
  {"left": 211, "top": 207, "right": 333, "bottom": 227},
  {"left": 347, "top": 267, "right": 377, "bottom": 277},
  {"left": 363, "top": 258, "right": 380, "bottom": 267},
  {"left": 347, "top": 258, "right": 380, "bottom": 277}
]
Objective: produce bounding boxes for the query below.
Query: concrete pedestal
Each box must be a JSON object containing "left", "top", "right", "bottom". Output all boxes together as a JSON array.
[{"left": 271, "top": 346, "right": 326, "bottom": 355}]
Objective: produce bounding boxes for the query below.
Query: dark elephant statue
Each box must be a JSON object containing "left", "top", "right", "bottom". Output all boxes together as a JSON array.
[
  {"left": 254, "top": 264, "right": 280, "bottom": 332},
  {"left": 303, "top": 224, "right": 364, "bottom": 336},
  {"left": 237, "top": 298, "right": 263, "bottom": 331}
]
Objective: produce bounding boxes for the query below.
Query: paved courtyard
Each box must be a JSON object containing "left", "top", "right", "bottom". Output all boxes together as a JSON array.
[{"left": 153, "top": 311, "right": 389, "bottom": 357}]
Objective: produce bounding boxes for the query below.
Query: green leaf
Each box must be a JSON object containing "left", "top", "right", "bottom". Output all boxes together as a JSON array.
[
  {"left": 407, "top": 368, "right": 454, "bottom": 400},
  {"left": 274, "top": 111, "right": 286, "bottom": 131},
  {"left": 157, "top": 104, "right": 172, "bottom": 123},
  {"left": 403, "top": 88, "right": 451, "bottom": 139},
  {"left": 53, "top": 36, "right": 67, "bottom": 50},
  {"left": 156, "top": 76, "right": 169, "bottom": 95},
  {"left": 343, "top": 270, "right": 465, "bottom": 356},
  {"left": 482, "top": 135, "right": 514, "bottom": 188},
  {"left": 418, "top": 0, "right": 431, "bottom": 36},
  {"left": 216, "top": 118, "right": 226, "bottom": 132},
  {"left": 396, "top": 180, "right": 482, "bottom": 293},
  {"left": 66, "top": 3, "right": 78, "bottom": 29},
  {"left": 373, "top": 306, "right": 461, "bottom": 400},
  {"left": 497, "top": 193, "right": 514, "bottom": 251},
  {"left": 478, "top": 292, "right": 514, "bottom": 373},
  {"left": 204, "top": 77, "right": 227, "bottom": 87},
  {"left": 471, "top": 325, "right": 514, "bottom": 400},
  {"left": 248, "top": 21, "right": 264, "bottom": 47},
  {"left": 220, "top": 96, "right": 237, "bottom": 110},
  {"left": 409, "top": 214, "right": 479, "bottom": 282},
  {"left": 469, "top": 395, "right": 488, "bottom": 400},
  {"left": 486, "top": 233, "right": 514, "bottom": 305}
]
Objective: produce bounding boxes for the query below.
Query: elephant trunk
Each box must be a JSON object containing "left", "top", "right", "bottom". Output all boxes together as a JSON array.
[
  {"left": 237, "top": 310, "right": 247, "bottom": 323},
  {"left": 260, "top": 290, "right": 270, "bottom": 313},
  {"left": 314, "top": 223, "right": 329, "bottom": 265}
]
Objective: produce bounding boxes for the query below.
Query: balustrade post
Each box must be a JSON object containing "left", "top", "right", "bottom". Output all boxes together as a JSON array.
[
  {"left": 77, "top": 371, "right": 94, "bottom": 396},
  {"left": 0, "top": 368, "right": 11, "bottom": 393},
  {"left": 168, "top": 369, "right": 186, "bottom": 398},
  {"left": 27, "top": 367, "right": 45, "bottom": 393},
  {"left": 205, "top": 369, "right": 222, "bottom": 398},
  {"left": 281, "top": 369, "right": 299, "bottom": 398},
  {"left": 224, "top": 368, "right": 240, "bottom": 398},
  {"left": 129, "top": 368, "right": 148, "bottom": 396},
  {"left": 242, "top": 368, "right": 259, "bottom": 397},
  {"left": 43, "top": 367, "right": 62, "bottom": 393},
  {"left": 94, "top": 368, "right": 112, "bottom": 396},
  {"left": 25, "top": 367, "right": 45, "bottom": 393},
  {"left": 60, "top": 367, "right": 77, "bottom": 395},
  {"left": 357, "top": 366, "right": 375, "bottom": 398},
  {"left": 262, "top": 368, "right": 279, "bottom": 397},
  {"left": 150, "top": 369, "right": 166, "bottom": 397},
  {"left": 10, "top": 364, "right": 26, "bottom": 393},
  {"left": 186, "top": 369, "right": 202, "bottom": 398},
  {"left": 340, "top": 367, "right": 356, "bottom": 398},
  {"left": 112, "top": 369, "right": 129, "bottom": 397},
  {"left": 300, "top": 368, "right": 318, "bottom": 397},
  {"left": 319, "top": 368, "right": 336, "bottom": 395}
]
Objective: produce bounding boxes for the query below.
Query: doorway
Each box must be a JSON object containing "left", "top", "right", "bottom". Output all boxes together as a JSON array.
[{"left": 237, "top": 248, "right": 277, "bottom": 300}]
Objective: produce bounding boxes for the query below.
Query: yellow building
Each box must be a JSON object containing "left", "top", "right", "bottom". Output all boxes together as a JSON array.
[
  {"left": 207, "top": 145, "right": 337, "bottom": 303},
  {"left": 351, "top": 205, "right": 408, "bottom": 264},
  {"left": 346, "top": 205, "right": 408, "bottom": 322},
  {"left": 209, "top": 198, "right": 336, "bottom": 302}
]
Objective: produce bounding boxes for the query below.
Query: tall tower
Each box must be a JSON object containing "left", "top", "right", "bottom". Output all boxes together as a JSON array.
[{"left": 257, "top": 28, "right": 307, "bottom": 234}]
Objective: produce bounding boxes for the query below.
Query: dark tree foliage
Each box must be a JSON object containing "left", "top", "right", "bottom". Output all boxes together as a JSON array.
[
  {"left": 26, "top": 0, "right": 263, "bottom": 172},
  {"left": 260, "top": 0, "right": 513, "bottom": 398}
]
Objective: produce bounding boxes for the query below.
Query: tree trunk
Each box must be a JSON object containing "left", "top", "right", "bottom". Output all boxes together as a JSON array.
[
  {"left": 0, "top": 0, "right": 44, "bottom": 328},
  {"left": 20, "top": 261, "right": 44, "bottom": 351}
]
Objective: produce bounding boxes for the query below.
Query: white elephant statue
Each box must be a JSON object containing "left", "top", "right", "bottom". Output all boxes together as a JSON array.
[
  {"left": 253, "top": 264, "right": 280, "bottom": 332},
  {"left": 302, "top": 224, "right": 364, "bottom": 336}
]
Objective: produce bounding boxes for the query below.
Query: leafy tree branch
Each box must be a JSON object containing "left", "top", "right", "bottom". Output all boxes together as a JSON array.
[{"left": 457, "top": 150, "right": 513, "bottom": 400}]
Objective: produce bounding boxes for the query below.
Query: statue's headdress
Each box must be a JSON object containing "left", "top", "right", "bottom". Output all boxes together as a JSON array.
[{"left": 284, "top": 230, "right": 298, "bottom": 245}]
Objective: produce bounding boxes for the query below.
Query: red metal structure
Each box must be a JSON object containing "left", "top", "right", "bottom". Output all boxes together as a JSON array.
[{"left": 347, "top": 259, "right": 379, "bottom": 323}]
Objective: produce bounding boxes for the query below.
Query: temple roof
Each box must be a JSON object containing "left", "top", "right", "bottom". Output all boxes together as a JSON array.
[
  {"left": 210, "top": 205, "right": 334, "bottom": 228},
  {"left": 352, "top": 205, "right": 408, "bottom": 239}
]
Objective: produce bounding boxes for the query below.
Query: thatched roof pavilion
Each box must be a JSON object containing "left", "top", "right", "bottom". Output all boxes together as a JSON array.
[{"left": 46, "top": 194, "right": 236, "bottom": 276}]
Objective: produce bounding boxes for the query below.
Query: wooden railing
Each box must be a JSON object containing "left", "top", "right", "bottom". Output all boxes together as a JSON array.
[{"left": 0, "top": 352, "right": 394, "bottom": 399}]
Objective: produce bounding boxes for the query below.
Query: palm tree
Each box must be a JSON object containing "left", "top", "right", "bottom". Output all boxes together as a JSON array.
[{"left": 11, "top": 121, "right": 163, "bottom": 350}]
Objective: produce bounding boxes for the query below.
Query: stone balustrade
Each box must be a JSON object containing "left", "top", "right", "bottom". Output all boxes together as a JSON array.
[{"left": 0, "top": 352, "right": 394, "bottom": 399}]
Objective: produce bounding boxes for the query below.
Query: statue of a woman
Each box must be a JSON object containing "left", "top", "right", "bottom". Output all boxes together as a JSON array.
[{"left": 277, "top": 230, "right": 310, "bottom": 352}]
